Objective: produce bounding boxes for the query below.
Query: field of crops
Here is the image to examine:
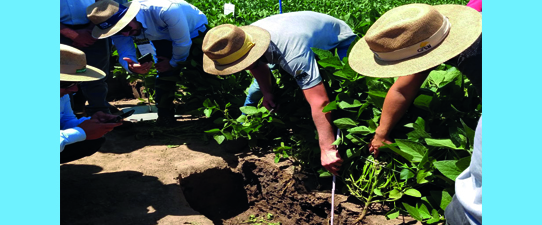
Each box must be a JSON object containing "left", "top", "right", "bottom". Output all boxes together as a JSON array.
[{"left": 110, "top": 0, "right": 480, "bottom": 224}]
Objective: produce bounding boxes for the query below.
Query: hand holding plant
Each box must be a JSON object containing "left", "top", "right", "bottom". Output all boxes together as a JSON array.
[{"left": 369, "top": 132, "right": 393, "bottom": 158}]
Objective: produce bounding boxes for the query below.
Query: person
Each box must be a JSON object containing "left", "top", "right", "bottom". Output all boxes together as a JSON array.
[
  {"left": 86, "top": 0, "right": 208, "bottom": 126},
  {"left": 201, "top": 11, "right": 358, "bottom": 175},
  {"left": 61, "top": 0, "right": 124, "bottom": 116},
  {"left": 61, "top": 44, "right": 122, "bottom": 164},
  {"left": 348, "top": 4, "right": 482, "bottom": 224}
]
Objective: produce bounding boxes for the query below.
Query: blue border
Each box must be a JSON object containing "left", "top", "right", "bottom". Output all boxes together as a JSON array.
[
  {"left": 0, "top": 1, "right": 58, "bottom": 224},
  {"left": 485, "top": 0, "right": 537, "bottom": 224}
]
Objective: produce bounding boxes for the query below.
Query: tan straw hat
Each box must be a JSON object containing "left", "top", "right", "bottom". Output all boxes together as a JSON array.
[
  {"left": 202, "top": 24, "right": 271, "bottom": 75},
  {"left": 87, "top": 0, "right": 141, "bottom": 39},
  {"left": 60, "top": 44, "right": 106, "bottom": 82},
  {"left": 349, "top": 4, "right": 482, "bottom": 78}
]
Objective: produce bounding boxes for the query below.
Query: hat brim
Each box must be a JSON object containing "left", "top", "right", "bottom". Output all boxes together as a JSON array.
[
  {"left": 348, "top": 5, "right": 482, "bottom": 78},
  {"left": 203, "top": 25, "right": 271, "bottom": 75},
  {"left": 60, "top": 65, "right": 106, "bottom": 82},
  {"left": 91, "top": 2, "right": 141, "bottom": 39}
]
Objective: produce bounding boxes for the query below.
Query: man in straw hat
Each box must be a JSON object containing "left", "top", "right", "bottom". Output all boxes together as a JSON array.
[
  {"left": 86, "top": 0, "right": 208, "bottom": 126},
  {"left": 348, "top": 4, "right": 482, "bottom": 225},
  {"left": 61, "top": 44, "right": 122, "bottom": 164},
  {"left": 60, "top": 0, "right": 128, "bottom": 116},
  {"left": 201, "top": 11, "right": 357, "bottom": 175}
]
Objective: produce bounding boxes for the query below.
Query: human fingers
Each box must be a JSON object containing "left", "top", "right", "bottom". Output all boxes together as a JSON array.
[{"left": 123, "top": 57, "right": 135, "bottom": 64}]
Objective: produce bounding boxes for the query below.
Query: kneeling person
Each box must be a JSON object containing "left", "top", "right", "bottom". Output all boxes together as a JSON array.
[{"left": 60, "top": 44, "right": 122, "bottom": 164}]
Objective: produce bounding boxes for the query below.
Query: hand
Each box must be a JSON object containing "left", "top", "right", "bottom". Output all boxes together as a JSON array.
[
  {"left": 262, "top": 93, "right": 278, "bottom": 111},
  {"left": 155, "top": 56, "right": 173, "bottom": 72},
  {"left": 321, "top": 146, "right": 343, "bottom": 175},
  {"left": 71, "top": 29, "right": 97, "bottom": 48},
  {"left": 91, "top": 111, "right": 120, "bottom": 123},
  {"left": 78, "top": 119, "right": 121, "bottom": 140},
  {"left": 369, "top": 133, "right": 393, "bottom": 158},
  {"left": 123, "top": 57, "right": 152, "bottom": 74}
]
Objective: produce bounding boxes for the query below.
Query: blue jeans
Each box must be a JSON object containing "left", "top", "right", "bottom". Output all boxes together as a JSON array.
[{"left": 243, "top": 39, "right": 353, "bottom": 107}]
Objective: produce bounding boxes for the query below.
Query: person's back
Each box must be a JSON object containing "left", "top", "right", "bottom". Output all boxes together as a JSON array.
[
  {"left": 251, "top": 11, "right": 356, "bottom": 88},
  {"left": 252, "top": 11, "right": 355, "bottom": 54}
]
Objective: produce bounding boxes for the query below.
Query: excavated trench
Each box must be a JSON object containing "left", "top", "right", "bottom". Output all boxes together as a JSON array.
[{"left": 180, "top": 159, "right": 337, "bottom": 224}]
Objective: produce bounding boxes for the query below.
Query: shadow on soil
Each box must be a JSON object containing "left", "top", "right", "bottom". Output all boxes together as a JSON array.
[
  {"left": 61, "top": 164, "right": 198, "bottom": 225},
  {"left": 99, "top": 119, "right": 240, "bottom": 167}
]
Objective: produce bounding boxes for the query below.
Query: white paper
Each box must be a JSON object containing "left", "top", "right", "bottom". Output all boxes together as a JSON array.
[
  {"left": 224, "top": 3, "right": 235, "bottom": 16},
  {"left": 137, "top": 43, "right": 156, "bottom": 57}
]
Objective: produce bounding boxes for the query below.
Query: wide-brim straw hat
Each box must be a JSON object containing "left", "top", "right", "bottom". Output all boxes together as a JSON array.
[
  {"left": 87, "top": 0, "right": 141, "bottom": 39},
  {"left": 202, "top": 24, "right": 271, "bottom": 75},
  {"left": 349, "top": 4, "right": 482, "bottom": 78},
  {"left": 60, "top": 44, "right": 106, "bottom": 82}
]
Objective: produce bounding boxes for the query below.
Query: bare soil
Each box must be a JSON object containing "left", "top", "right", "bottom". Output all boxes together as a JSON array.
[{"left": 61, "top": 99, "right": 423, "bottom": 225}]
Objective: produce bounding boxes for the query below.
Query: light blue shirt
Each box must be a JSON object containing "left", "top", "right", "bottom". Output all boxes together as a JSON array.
[
  {"left": 111, "top": 0, "right": 208, "bottom": 70},
  {"left": 60, "top": 95, "right": 90, "bottom": 152},
  {"left": 60, "top": 0, "right": 95, "bottom": 25},
  {"left": 252, "top": 11, "right": 357, "bottom": 89}
]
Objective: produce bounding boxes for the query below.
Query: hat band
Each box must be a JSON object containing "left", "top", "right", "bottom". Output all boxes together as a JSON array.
[
  {"left": 372, "top": 16, "right": 451, "bottom": 61},
  {"left": 97, "top": 4, "right": 129, "bottom": 30},
  {"left": 61, "top": 65, "right": 87, "bottom": 74},
  {"left": 214, "top": 33, "right": 255, "bottom": 65}
]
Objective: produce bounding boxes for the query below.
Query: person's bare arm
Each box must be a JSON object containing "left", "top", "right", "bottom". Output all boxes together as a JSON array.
[
  {"left": 248, "top": 61, "right": 276, "bottom": 110},
  {"left": 370, "top": 72, "right": 429, "bottom": 157},
  {"left": 303, "top": 82, "right": 343, "bottom": 175}
]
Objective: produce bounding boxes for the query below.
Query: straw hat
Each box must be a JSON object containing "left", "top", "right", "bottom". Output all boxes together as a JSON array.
[
  {"left": 202, "top": 24, "right": 271, "bottom": 75},
  {"left": 60, "top": 44, "right": 105, "bottom": 82},
  {"left": 349, "top": 4, "right": 482, "bottom": 78},
  {"left": 87, "top": 0, "right": 141, "bottom": 39}
]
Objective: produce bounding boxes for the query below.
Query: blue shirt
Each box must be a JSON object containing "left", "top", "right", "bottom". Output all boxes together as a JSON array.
[
  {"left": 60, "top": 0, "right": 95, "bottom": 25},
  {"left": 111, "top": 0, "right": 208, "bottom": 70},
  {"left": 60, "top": 94, "right": 90, "bottom": 152}
]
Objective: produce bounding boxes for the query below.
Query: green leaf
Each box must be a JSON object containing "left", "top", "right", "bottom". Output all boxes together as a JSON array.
[
  {"left": 338, "top": 99, "right": 363, "bottom": 109},
  {"left": 389, "top": 189, "right": 403, "bottom": 200},
  {"left": 317, "top": 56, "right": 343, "bottom": 69},
  {"left": 239, "top": 106, "right": 259, "bottom": 115},
  {"left": 347, "top": 126, "right": 372, "bottom": 135},
  {"left": 384, "top": 142, "right": 413, "bottom": 161},
  {"left": 432, "top": 190, "right": 453, "bottom": 211},
  {"left": 374, "top": 188, "right": 383, "bottom": 196},
  {"left": 404, "top": 188, "right": 422, "bottom": 197},
  {"left": 322, "top": 101, "right": 337, "bottom": 113},
  {"left": 386, "top": 209, "right": 400, "bottom": 220},
  {"left": 402, "top": 202, "right": 422, "bottom": 221},
  {"left": 416, "top": 170, "right": 432, "bottom": 184},
  {"left": 460, "top": 118, "right": 476, "bottom": 146},
  {"left": 213, "top": 135, "right": 226, "bottom": 144},
  {"left": 236, "top": 115, "right": 247, "bottom": 123},
  {"left": 425, "top": 138, "right": 464, "bottom": 150},
  {"left": 426, "top": 209, "right": 441, "bottom": 224},
  {"left": 204, "top": 128, "right": 221, "bottom": 134},
  {"left": 333, "top": 118, "right": 358, "bottom": 129},
  {"left": 395, "top": 139, "right": 427, "bottom": 162},
  {"left": 400, "top": 168, "right": 415, "bottom": 180},
  {"left": 204, "top": 108, "right": 212, "bottom": 117},
  {"left": 418, "top": 203, "right": 432, "bottom": 219},
  {"left": 311, "top": 47, "right": 333, "bottom": 59},
  {"left": 433, "top": 157, "right": 470, "bottom": 181},
  {"left": 413, "top": 94, "right": 433, "bottom": 111}
]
